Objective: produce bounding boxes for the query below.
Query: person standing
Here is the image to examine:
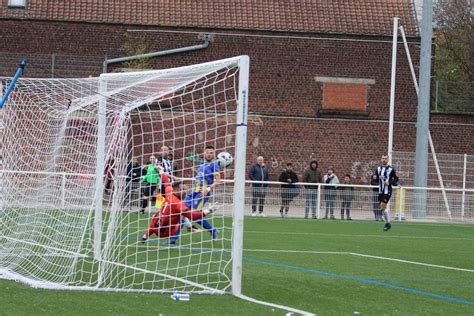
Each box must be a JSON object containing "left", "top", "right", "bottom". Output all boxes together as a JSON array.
[
  {"left": 139, "top": 154, "right": 161, "bottom": 214},
  {"left": 339, "top": 174, "right": 354, "bottom": 220},
  {"left": 125, "top": 157, "right": 142, "bottom": 210},
  {"left": 323, "top": 167, "right": 339, "bottom": 219},
  {"left": 375, "top": 154, "right": 399, "bottom": 231},
  {"left": 278, "top": 162, "right": 299, "bottom": 218},
  {"left": 248, "top": 156, "right": 270, "bottom": 216},
  {"left": 302, "top": 160, "right": 322, "bottom": 219}
]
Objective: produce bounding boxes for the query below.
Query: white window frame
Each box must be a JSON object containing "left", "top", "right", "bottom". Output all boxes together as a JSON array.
[{"left": 7, "top": 0, "right": 27, "bottom": 9}]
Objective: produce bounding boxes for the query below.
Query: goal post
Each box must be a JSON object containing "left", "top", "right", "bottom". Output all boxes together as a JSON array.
[{"left": 0, "top": 56, "right": 250, "bottom": 294}]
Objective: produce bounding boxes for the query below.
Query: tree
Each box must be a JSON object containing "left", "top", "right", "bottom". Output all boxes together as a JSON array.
[
  {"left": 121, "top": 32, "right": 152, "bottom": 71},
  {"left": 434, "top": 0, "right": 473, "bottom": 81}
]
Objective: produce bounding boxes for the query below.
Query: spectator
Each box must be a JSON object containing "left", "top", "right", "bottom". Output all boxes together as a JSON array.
[
  {"left": 125, "top": 157, "right": 142, "bottom": 209},
  {"left": 370, "top": 174, "right": 381, "bottom": 221},
  {"left": 278, "top": 162, "right": 299, "bottom": 218},
  {"left": 338, "top": 174, "right": 354, "bottom": 220},
  {"left": 139, "top": 154, "right": 161, "bottom": 214},
  {"left": 104, "top": 159, "right": 115, "bottom": 196},
  {"left": 302, "top": 160, "right": 322, "bottom": 219},
  {"left": 248, "top": 156, "right": 269, "bottom": 217},
  {"left": 323, "top": 167, "right": 339, "bottom": 219}
]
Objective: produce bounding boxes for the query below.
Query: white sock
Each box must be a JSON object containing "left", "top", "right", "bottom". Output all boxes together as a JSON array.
[{"left": 383, "top": 209, "right": 391, "bottom": 223}]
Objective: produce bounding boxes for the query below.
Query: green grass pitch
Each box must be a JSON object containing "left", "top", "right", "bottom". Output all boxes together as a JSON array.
[{"left": 1, "top": 217, "right": 473, "bottom": 315}]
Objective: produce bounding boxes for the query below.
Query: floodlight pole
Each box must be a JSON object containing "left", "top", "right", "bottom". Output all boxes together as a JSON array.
[{"left": 414, "top": 0, "right": 434, "bottom": 218}]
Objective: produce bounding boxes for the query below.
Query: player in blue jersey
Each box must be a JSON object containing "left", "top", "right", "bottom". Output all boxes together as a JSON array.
[{"left": 184, "top": 145, "right": 221, "bottom": 239}]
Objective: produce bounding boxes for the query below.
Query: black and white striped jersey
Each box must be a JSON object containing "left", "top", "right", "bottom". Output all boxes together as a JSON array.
[
  {"left": 375, "top": 165, "right": 398, "bottom": 195},
  {"left": 158, "top": 157, "right": 173, "bottom": 176}
]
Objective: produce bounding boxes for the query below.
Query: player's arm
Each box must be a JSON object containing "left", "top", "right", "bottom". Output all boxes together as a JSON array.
[{"left": 389, "top": 169, "right": 399, "bottom": 186}]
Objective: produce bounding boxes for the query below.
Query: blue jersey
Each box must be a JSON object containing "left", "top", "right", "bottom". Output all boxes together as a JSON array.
[
  {"left": 195, "top": 160, "right": 220, "bottom": 189},
  {"left": 185, "top": 160, "right": 220, "bottom": 210}
]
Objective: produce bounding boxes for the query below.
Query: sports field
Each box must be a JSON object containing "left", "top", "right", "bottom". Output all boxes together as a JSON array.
[{"left": 1, "top": 217, "right": 473, "bottom": 315}]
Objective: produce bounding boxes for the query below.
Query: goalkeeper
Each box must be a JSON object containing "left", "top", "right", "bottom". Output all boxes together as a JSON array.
[
  {"left": 184, "top": 146, "right": 221, "bottom": 240},
  {"left": 141, "top": 172, "right": 214, "bottom": 244}
]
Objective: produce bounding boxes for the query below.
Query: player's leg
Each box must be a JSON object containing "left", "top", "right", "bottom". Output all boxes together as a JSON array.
[
  {"left": 168, "top": 224, "right": 182, "bottom": 244},
  {"left": 141, "top": 213, "right": 161, "bottom": 243},
  {"left": 379, "top": 194, "right": 392, "bottom": 231}
]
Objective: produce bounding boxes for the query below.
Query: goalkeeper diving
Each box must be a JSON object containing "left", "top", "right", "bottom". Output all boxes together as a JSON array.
[{"left": 141, "top": 171, "right": 215, "bottom": 244}]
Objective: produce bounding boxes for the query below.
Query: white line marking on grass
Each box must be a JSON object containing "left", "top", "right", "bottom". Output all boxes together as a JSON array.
[
  {"left": 236, "top": 293, "right": 316, "bottom": 316},
  {"left": 348, "top": 253, "right": 474, "bottom": 273},
  {"left": 244, "top": 248, "right": 474, "bottom": 273},
  {"left": 245, "top": 249, "right": 347, "bottom": 255},
  {"left": 245, "top": 230, "right": 474, "bottom": 241}
]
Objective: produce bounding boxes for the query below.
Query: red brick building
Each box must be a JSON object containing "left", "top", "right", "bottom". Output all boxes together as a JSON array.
[{"left": 1, "top": 0, "right": 473, "bottom": 184}]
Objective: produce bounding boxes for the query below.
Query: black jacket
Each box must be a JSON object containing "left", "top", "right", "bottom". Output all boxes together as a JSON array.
[
  {"left": 248, "top": 163, "right": 269, "bottom": 187},
  {"left": 278, "top": 170, "right": 299, "bottom": 189},
  {"left": 126, "top": 162, "right": 143, "bottom": 182}
]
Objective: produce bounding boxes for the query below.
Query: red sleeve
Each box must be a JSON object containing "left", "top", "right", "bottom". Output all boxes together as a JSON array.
[
  {"left": 161, "top": 173, "right": 171, "bottom": 188},
  {"left": 165, "top": 185, "right": 173, "bottom": 201}
]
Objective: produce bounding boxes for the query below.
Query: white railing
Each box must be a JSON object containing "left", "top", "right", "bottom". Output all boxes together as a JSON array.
[{"left": 2, "top": 170, "right": 473, "bottom": 223}]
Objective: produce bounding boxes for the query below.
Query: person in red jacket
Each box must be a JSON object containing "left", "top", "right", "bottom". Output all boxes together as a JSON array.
[{"left": 141, "top": 172, "right": 214, "bottom": 244}]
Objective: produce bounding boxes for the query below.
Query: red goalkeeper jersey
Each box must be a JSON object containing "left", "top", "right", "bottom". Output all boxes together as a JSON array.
[{"left": 145, "top": 174, "right": 204, "bottom": 238}]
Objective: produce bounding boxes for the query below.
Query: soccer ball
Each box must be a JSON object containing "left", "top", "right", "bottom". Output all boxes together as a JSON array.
[{"left": 217, "top": 151, "right": 233, "bottom": 168}]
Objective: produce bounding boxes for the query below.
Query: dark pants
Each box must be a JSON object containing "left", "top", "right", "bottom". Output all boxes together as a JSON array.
[
  {"left": 251, "top": 186, "right": 267, "bottom": 214},
  {"left": 140, "top": 183, "right": 157, "bottom": 212},
  {"left": 341, "top": 200, "right": 352, "bottom": 218},
  {"left": 372, "top": 192, "right": 382, "bottom": 220}
]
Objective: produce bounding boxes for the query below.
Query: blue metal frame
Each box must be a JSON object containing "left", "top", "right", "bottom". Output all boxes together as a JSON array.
[{"left": 0, "top": 59, "right": 28, "bottom": 109}]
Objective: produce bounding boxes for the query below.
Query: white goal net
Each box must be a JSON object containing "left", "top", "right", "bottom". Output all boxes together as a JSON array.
[{"left": 0, "top": 56, "right": 249, "bottom": 294}]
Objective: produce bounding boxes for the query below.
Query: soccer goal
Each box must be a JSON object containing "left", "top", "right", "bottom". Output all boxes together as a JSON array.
[{"left": 0, "top": 56, "right": 249, "bottom": 294}]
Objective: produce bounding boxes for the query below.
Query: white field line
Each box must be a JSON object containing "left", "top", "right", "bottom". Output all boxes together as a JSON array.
[
  {"left": 98, "top": 258, "right": 225, "bottom": 294},
  {"left": 236, "top": 293, "right": 316, "bottom": 316},
  {"left": 243, "top": 248, "right": 474, "bottom": 273},
  {"left": 348, "top": 253, "right": 474, "bottom": 273},
  {"left": 244, "top": 230, "right": 474, "bottom": 241},
  {"left": 3, "top": 236, "right": 88, "bottom": 258}
]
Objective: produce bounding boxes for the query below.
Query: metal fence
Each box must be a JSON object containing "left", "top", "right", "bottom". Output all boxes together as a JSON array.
[
  {"left": 0, "top": 51, "right": 104, "bottom": 78},
  {"left": 433, "top": 80, "right": 474, "bottom": 113},
  {"left": 122, "top": 180, "right": 474, "bottom": 223},
  {"left": 2, "top": 170, "right": 473, "bottom": 223},
  {"left": 392, "top": 151, "right": 474, "bottom": 189}
]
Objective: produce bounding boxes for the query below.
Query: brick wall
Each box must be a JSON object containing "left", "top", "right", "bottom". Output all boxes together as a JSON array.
[{"left": 1, "top": 20, "right": 473, "bottom": 183}]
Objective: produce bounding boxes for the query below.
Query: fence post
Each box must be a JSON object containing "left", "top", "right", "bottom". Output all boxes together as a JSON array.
[
  {"left": 461, "top": 153, "right": 467, "bottom": 220},
  {"left": 316, "top": 183, "right": 321, "bottom": 219}
]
